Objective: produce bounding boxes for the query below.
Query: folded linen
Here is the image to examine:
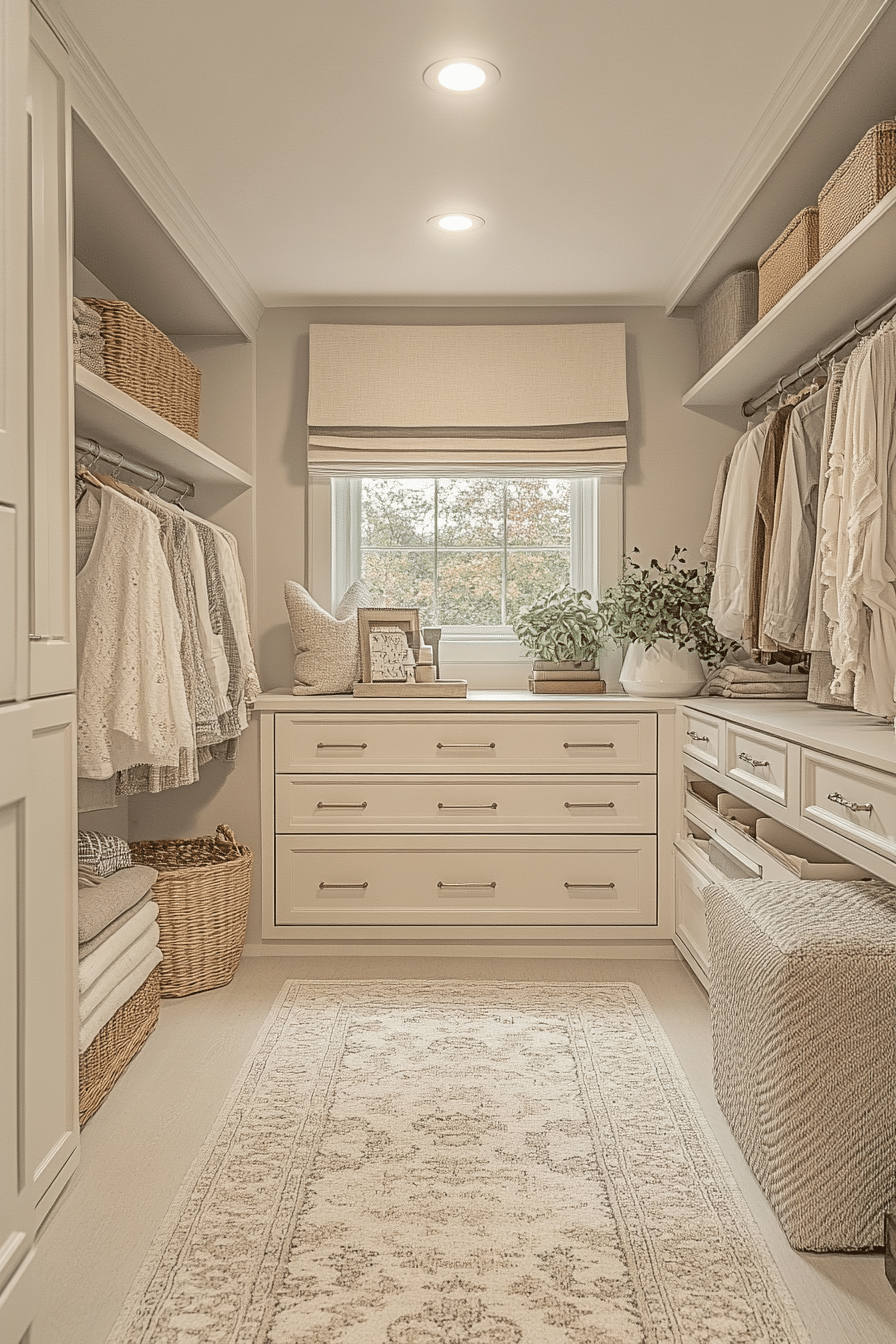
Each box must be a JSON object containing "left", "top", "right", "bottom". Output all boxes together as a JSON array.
[
  {"left": 79, "top": 922, "right": 160, "bottom": 1024},
  {"left": 78, "top": 864, "right": 157, "bottom": 943},
  {"left": 79, "top": 901, "right": 159, "bottom": 995},
  {"left": 79, "top": 947, "right": 163, "bottom": 1053},
  {"left": 79, "top": 891, "right": 151, "bottom": 960},
  {"left": 73, "top": 296, "right": 102, "bottom": 333},
  {"left": 76, "top": 351, "right": 106, "bottom": 377},
  {"left": 78, "top": 829, "right": 133, "bottom": 878},
  {"left": 716, "top": 685, "right": 808, "bottom": 699}
]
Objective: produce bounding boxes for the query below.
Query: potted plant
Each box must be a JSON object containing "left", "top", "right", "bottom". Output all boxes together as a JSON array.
[
  {"left": 511, "top": 587, "right": 605, "bottom": 672},
  {"left": 598, "top": 547, "right": 731, "bottom": 697}
]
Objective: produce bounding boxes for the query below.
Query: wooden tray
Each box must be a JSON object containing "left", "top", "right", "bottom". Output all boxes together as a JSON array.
[{"left": 353, "top": 680, "right": 467, "bottom": 698}]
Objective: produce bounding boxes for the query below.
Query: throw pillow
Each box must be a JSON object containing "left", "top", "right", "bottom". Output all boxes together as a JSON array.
[
  {"left": 284, "top": 579, "right": 373, "bottom": 694},
  {"left": 77, "top": 830, "right": 133, "bottom": 878}
]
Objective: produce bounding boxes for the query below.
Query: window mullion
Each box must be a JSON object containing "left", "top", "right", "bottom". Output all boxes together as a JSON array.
[{"left": 433, "top": 478, "right": 440, "bottom": 625}]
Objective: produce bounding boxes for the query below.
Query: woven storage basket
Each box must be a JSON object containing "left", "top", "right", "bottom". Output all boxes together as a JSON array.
[
  {"left": 129, "top": 825, "right": 252, "bottom": 998},
  {"left": 79, "top": 965, "right": 161, "bottom": 1126},
  {"left": 79, "top": 297, "right": 201, "bottom": 438},
  {"left": 818, "top": 120, "right": 896, "bottom": 256},
  {"left": 695, "top": 268, "right": 758, "bottom": 375},
  {"left": 757, "top": 207, "right": 819, "bottom": 318}
]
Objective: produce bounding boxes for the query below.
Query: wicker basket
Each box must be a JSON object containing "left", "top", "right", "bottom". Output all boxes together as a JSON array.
[
  {"left": 129, "top": 825, "right": 252, "bottom": 998},
  {"left": 695, "top": 268, "right": 759, "bottom": 376},
  {"left": 758, "top": 208, "right": 819, "bottom": 318},
  {"left": 818, "top": 121, "right": 896, "bottom": 257},
  {"left": 79, "top": 297, "right": 201, "bottom": 438},
  {"left": 79, "top": 965, "right": 161, "bottom": 1125}
]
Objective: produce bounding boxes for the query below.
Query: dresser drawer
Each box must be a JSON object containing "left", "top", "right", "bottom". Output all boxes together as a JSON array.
[
  {"left": 682, "top": 709, "right": 721, "bottom": 769},
  {"left": 673, "top": 841, "right": 712, "bottom": 985},
  {"left": 275, "top": 774, "right": 656, "bottom": 834},
  {"left": 275, "top": 834, "right": 657, "bottom": 926},
  {"left": 802, "top": 749, "right": 896, "bottom": 863},
  {"left": 274, "top": 713, "right": 657, "bottom": 774},
  {"left": 725, "top": 723, "right": 788, "bottom": 805}
]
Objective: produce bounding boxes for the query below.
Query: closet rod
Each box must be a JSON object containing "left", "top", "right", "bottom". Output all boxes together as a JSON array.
[
  {"left": 74, "top": 437, "right": 194, "bottom": 500},
  {"left": 741, "top": 290, "right": 896, "bottom": 419}
]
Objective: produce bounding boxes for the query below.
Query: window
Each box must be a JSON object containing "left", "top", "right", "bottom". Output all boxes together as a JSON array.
[{"left": 309, "top": 469, "right": 623, "bottom": 648}]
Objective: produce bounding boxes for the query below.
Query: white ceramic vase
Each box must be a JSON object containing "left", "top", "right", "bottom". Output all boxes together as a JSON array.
[{"left": 619, "top": 639, "right": 705, "bottom": 698}]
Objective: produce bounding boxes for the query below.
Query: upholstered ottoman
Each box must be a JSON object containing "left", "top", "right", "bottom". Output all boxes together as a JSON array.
[{"left": 704, "top": 877, "right": 896, "bottom": 1251}]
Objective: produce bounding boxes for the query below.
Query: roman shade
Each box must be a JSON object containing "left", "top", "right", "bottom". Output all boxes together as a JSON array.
[{"left": 307, "top": 323, "right": 628, "bottom": 477}]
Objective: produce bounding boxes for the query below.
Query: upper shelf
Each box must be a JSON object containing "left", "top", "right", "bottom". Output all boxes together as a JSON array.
[
  {"left": 74, "top": 365, "right": 253, "bottom": 507},
  {"left": 683, "top": 184, "right": 896, "bottom": 411}
]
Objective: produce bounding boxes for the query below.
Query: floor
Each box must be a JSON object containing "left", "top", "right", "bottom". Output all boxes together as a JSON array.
[{"left": 34, "top": 955, "right": 896, "bottom": 1344}]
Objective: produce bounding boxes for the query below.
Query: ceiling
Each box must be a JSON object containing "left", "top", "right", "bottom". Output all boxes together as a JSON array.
[{"left": 57, "top": 1, "right": 883, "bottom": 308}]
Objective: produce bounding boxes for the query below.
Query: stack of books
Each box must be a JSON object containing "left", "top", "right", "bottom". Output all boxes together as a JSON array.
[{"left": 528, "top": 663, "right": 606, "bottom": 694}]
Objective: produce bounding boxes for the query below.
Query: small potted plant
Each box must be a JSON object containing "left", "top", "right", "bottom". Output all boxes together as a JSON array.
[
  {"left": 511, "top": 587, "right": 606, "bottom": 675},
  {"left": 598, "top": 547, "right": 731, "bottom": 697}
]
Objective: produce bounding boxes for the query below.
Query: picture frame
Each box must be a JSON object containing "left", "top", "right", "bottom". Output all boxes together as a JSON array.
[{"left": 357, "top": 608, "right": 421, "bottom": 683}]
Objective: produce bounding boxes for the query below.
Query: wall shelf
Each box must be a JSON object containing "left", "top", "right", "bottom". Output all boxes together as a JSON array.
[
  {"left": 683, "top": 184, "right": 896, "bottom": 413},
  {"left": 74, "top": 365, "right": 253, "bottom": 506}
]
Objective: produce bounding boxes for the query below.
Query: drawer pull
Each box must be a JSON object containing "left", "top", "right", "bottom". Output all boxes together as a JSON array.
[
  {"left": 564, "top": 881, "right": 616, "bottom": 890},
  {"left": 317, "top": 742, "right": 367, "bottom": 750},
  {"left": 436, "top": 742, "right": 496, "bottom": 750},
  {"left": 316, "top": 801, "right": 368, "bottom": 810},
  {"left": 827, "top": 790, "right": 874, "bottom": 814},
  {"left": 318, "top": 882, "right": 368, "bottom": 890},
  {"left": 438, "top": 803, "right": 498, "bottom": 810},
  {"left": 738, "top": 751, "right": 769, "bottom": 769},
  {"left": 564, "top": 741, "right": 614, "bottom": 749},
  {"left": 437, "top": 881, "right": 497, "bottom": 890},
  {"left": 687, "top": 730, "right": 710, "bottom": 743},
  {"left": 564, "top": 800, "right": 615, "bottom": 809}
]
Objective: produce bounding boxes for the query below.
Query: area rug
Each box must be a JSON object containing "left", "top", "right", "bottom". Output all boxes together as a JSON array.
[{"left": 107, "top": 980, "right": 808, "bottom": 1343}]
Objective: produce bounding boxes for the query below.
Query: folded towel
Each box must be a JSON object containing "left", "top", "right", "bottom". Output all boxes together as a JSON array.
[
  {"left": 704, "top": 683, "right": 809, "bottom": 700},
  {"left": 78, "top": 864, "right": 158, "bottom": 943},
  {"left": 78, "top": 867, "right": 104, "bottom": 889},
  {"left": 79, "top": 892, "right": 152, "bottom": 960},
  {"left": 79, "top": 921, "right": 160, "bottom": 1023},
  {"left": 79, "top": 901, "right": 159, "bottom": 994},
  {"left": 79, "top": 947, "right": 162, "bottom": 1053}
]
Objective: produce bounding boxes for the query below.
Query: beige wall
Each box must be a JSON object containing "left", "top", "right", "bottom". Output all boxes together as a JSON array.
[{"left": 255, "top": 304, "right": 738, "bottom": 692}]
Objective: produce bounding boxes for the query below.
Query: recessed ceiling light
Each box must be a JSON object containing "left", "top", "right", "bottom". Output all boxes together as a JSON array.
[
  {"left": 423, "top": 58, "right": 500, "bottom": 93},
  {"left": 428, "top": 214, "right": 485, "bottom": 232}
]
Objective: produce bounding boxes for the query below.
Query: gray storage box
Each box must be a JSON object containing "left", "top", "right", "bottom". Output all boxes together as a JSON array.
[{"left": 695, "top": 268, "right": 759, "bottom": 376}]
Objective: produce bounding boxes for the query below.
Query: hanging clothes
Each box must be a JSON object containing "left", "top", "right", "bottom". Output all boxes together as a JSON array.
[{"left": 708, "top": 414, "right": 773, "bottom": 643}]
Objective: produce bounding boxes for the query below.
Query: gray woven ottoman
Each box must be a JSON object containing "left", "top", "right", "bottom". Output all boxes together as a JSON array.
[{"left": 704, "top": 877, "right": 896, "bottom": 1251}]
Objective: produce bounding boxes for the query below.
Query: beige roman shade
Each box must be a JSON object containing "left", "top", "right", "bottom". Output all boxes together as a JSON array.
[{"left": 307, "top": 323, "right": 628, "bottom": 476}]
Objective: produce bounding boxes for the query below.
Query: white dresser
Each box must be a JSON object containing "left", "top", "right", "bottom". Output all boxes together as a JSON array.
[
  {"left": 674, "top": 699, "right": 896, "bottom": 987},
  {"left": 255, "top": 691, "right": 678, "bottom": 948}
]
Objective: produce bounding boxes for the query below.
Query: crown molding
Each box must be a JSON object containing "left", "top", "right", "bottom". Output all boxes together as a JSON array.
[
  {"left": 52, "top": 5, "right": 264, "bottom": 337},
  {"left": 662, "top": 0, "right": 892, "bottom": 315}
]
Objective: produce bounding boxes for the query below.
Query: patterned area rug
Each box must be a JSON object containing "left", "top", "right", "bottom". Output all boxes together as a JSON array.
[{"left": 108, "top": 981, "right": 808, "bottom": 1343}]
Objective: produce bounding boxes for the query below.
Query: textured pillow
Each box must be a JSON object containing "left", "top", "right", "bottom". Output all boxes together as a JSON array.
[
  {"left": 284, "top": 579, "right": 373, "bottom": 694},
  {"left": 77, "top": 829, "right": 133, "bottom": 877}
]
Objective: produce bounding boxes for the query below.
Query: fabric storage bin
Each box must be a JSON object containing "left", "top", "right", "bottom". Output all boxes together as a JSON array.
[
  {"left": 79, "top": 965, "right": 161, "bottom": 1125},
  {"left": 129, "top": 825, "right": 252, "bottom": 997},
  {"left": 716, "top": 793, "right": 764, "bottom": 837},
  {"left": 79, "top": 296, "right": 202, "bottom": 438},
  {"left": 818, "top": 121, "right": 896, "bottom": 257},
  {"left": 757, "top": 208, "right": 819, "bottom": 318},
  {"left": 707, "top": 837, "right": 757, "bottom": 880},
  {"left": 695, "top": 268, "right": 758, "bottom": 376},
  {"left": 754, "top": 817, "right": 871, "bottom": 880}
]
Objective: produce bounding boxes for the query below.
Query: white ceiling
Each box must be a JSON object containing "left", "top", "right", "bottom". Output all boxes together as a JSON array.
[{"left": 58, "top": 0, "right": 876, "bottom": 308}]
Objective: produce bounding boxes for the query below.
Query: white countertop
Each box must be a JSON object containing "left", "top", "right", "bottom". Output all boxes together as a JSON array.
[
  {"left": 254, "top": 689, "right": 679, "bottom": 714},
  {"left": 683, "top": 697, "right": 896, "bottom": 775}
]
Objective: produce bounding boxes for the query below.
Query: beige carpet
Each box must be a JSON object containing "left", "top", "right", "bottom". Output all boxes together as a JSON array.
[{"left": 107, "top": 980, "right": 809, "bottom": 1343}]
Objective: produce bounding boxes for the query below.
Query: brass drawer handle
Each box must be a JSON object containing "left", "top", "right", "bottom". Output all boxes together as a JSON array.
[
  {"left": 438, "top": 803, "right": 498, "bottom": 810},
  {"left": 317, "top": 742, "right": 367, "bottom": 749},
  {"left": 738, "top": 751, "right": 769, "bottom": 769},
  {"left": 318, "top": 881, "right": 368, "bottom": 890},
  {"left": 437, "top": 742, "right": 496, "bottom": 750},
  {"left": 564, "top": 881, "right": 616, "bottom": 890},
  {"left": 564, "top": 741, "right": 614, "bottom": 749},
  {"left": 437, "top": 881, "right": 497, "bottom": 890},
  {"left": 316, "top": 801, "right": 368, "bottom": 809},
  {"left": 687, "top": 730, "right": 710, "bottom": 743},
  {"left": 565, "top": 801, "right": 615, "bottom": 809},
  {"left": 827, "top": 790, "right": 873, "bottom": 814}
]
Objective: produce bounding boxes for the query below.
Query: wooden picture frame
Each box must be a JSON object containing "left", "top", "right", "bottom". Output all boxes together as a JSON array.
[{"left": 357, "top": 608, "right": 421, "bottom": 683}]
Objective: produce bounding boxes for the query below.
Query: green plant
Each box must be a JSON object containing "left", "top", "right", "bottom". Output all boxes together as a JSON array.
[
  {"left": 598, "top": 547, "right": 733, "bottom": 666},
  {"left": 511, "top": 587, "right": 605, "bottom": 663}
]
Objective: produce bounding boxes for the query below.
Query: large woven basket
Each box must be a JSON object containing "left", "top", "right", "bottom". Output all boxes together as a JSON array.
[
  {"left": 818, "top": 120, "right": 896, "bottom": 257},
  {"left": 79, "top": 297, "right": 201, "bottom": 438},
  {"left": 758, "top": 207, "right": 819, "bottom": 318},
  {"left": 79, "top": 965, "right": 161, "bottom": 1126},
  {"left": 129, "top": 825, "right": 252, "bottom": 998},
  {"left": 695, "top": 268, "right": 758, "bottom": 376}
]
